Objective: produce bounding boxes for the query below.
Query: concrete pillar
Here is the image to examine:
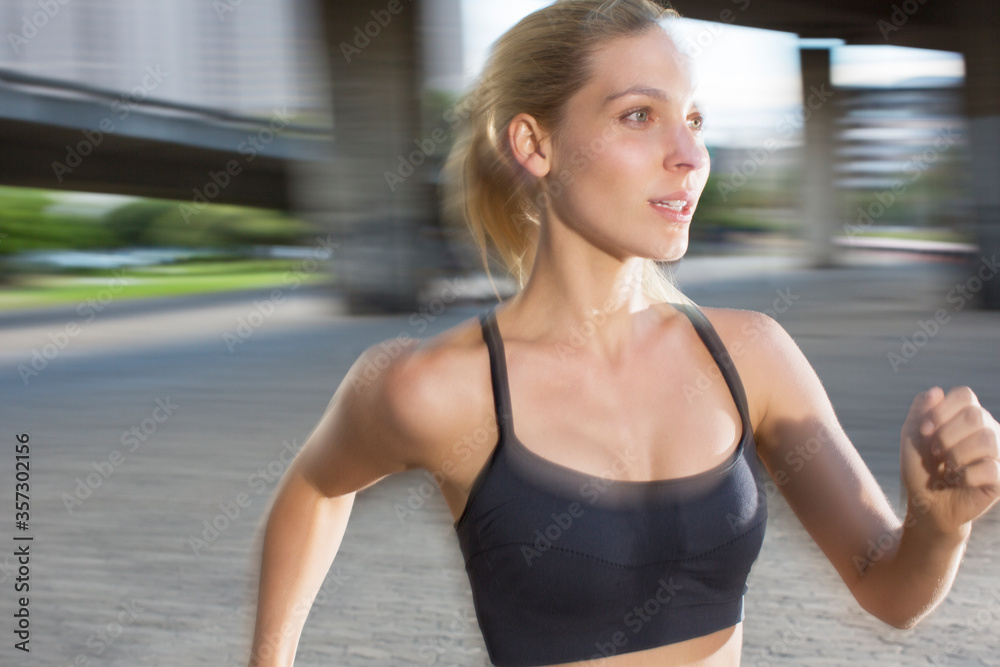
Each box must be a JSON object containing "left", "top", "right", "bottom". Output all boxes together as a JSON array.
[
  {"left": 306, "top": 0, "right": 435, "bottom": 313},
  {"left": 960, "top": 4, "right": 1000, "bottom": 309},
  {"left": 799, "top": 47, "right": 839, "bottom": 268}
]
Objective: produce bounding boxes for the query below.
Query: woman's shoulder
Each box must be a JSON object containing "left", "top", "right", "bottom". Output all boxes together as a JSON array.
[
  {"left": 680, "top": 303, "right": 796, "bottom": 431},
  {"left": 692, "top": 304, "right": 784, "bottom": 345},
  {"left": 355, "top": 311, "right": 496, "bottom": 460}
]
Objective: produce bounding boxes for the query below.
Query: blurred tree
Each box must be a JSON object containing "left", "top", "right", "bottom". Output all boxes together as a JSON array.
[
  {"left": 210, "top": 208, "right": 313, "bottom": 248},
  {"left": 140, "top": 203, "right": 312, "bottom": 251},
  {"left": 0, "top": 187, "right": 317, "bottom": 284},
  {"left": 0, "top": 187, "right": 116, "bottom": 281},
  {"left": 692, "top": 166, "right": 798, "bottom": 243},
  {"left": 104, "top": 199, "right": 177, "bottom": 247}
]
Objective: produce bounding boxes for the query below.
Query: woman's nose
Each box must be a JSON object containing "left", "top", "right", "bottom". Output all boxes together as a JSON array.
[{"left": 664, "top": 123, "right": 709, "bottom": 173}]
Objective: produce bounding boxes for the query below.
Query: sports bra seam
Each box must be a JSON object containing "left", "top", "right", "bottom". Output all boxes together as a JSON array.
[
  {"left": 457, "top": 436, "right": 765, "bottom": 532},
  {"left": 464, "top": 516, "right": 767, "bottom": 569},
  {"left": 506, "top": 428, "right": 750, "bottom": 488}
]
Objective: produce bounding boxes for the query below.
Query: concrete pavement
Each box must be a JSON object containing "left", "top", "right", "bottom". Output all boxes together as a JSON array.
[{"left": 0, "top": 254, "right": 998, "bottom": 666}]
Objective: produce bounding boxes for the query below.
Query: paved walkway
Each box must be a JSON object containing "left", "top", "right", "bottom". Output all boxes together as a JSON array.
[{"left": 0, "top": 254, "right": 998, "bottom": 666}]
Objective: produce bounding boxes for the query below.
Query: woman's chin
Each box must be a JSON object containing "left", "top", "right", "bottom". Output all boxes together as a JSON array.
[{"left": 648, "top": 239, "right": 688, "bottom": 263}]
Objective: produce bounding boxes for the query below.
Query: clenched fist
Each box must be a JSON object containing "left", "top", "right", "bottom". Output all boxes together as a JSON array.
[{"left": 900, "top": 386, "right": 1000, "bottom": 534}]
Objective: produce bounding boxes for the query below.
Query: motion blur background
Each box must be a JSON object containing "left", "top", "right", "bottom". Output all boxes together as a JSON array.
[
  {"left": 1, "top": 0, "right": 996, "bottom": 309},
  {"left": 1, "top": 1, "right": 998, "bottom": 666}
]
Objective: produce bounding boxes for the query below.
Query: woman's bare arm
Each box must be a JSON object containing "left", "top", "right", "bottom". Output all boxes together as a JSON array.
[
  {"left": 248, "top": 468, "right": 356, "bottom": 666},
  {"left": 724, "top": 310, "right": 999, "bottom": 629},
  {"left": 248, "top": 339, "right": 422, "bottom": 666}
]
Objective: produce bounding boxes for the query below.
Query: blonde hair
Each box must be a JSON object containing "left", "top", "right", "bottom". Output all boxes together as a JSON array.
[{"left": 443, "top": 0, "right": 693, "bottom": 305}]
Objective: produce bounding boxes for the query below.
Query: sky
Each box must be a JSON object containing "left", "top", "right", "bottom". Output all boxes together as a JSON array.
[{"left": 458, "top": 1, "right": 964, "bottom": 147}]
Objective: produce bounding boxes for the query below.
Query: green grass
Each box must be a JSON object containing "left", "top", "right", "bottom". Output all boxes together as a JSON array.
[
  {"left": 839, "top": 228, "right": 971, "bottom": 244},
  {"left": 0, "top": 260, "right": 330, "bottom": 312}
]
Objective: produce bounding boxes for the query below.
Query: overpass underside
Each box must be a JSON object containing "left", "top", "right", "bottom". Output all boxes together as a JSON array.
[{"left": 1, "top": 0, "right": 997, "bottom": 310}]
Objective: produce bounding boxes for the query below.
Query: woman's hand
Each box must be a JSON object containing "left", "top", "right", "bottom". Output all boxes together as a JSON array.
[
  {"left": 900, "top": 386, "right": 1000, "bottom": 534},
  {"left": 728, "top": 311, "right": 985, "bottom": 625}
]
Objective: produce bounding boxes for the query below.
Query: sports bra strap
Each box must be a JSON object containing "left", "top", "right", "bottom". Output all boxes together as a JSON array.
[
  {"left": 480, "top": 302, "right": 752, "bottom": 448},
  {"left": 479, "top": 306, "right": 513, "bottom": 442},
  {"left": 673, "top": 302, "right": 752, "bottom": 432}
]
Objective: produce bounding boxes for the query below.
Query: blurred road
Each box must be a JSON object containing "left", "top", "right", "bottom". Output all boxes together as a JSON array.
[{"left": 0, "top": 254, "right": 998, "bottom": 666}]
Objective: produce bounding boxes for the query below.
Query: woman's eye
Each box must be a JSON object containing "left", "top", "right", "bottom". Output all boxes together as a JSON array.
[
  {"left": 624, "top": 109, "right": 649, "bottom": 123},
  {"left": 688, "top": 115, "right": 704, "bottom": 131}
]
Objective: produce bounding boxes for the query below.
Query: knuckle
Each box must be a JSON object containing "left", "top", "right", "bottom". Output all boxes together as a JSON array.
[
  {"left": 946, "top": 448, "right": 962, "bottom": 469},
  {"left": 985, "top": 428, "right": 1000, "bottom": 456},
  {"left": 952, "top": 385, "right": 976, "bottom": 403},
  {"left": 978, "top": 459, "right": 1000, "bottom": 487},
  {"left": 977, "top": 428, "right": 996, "bottom": 452},
  {"left": 962, "top": 405, "right": 985, "bottom": 428}
]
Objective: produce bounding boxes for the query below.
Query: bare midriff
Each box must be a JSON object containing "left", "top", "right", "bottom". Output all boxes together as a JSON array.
[{"left": 541, "top": 625, "right": 742, "bottom": 667}]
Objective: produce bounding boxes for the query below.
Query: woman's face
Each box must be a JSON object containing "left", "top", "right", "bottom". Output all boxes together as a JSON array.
[{"left": 542, "top": 26, "right": 710, "bottom": 262}]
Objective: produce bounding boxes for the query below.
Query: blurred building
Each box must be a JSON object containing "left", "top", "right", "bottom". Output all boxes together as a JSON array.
[
  {"left": 1, "top": 0, "right": 998, "bottom": 310},
  {"left": 836, "top": 83, "right": 968, "bottom": 236},
  {"left": 0, "top": 0, "right": 330, "bottom": 209},
  {"left": 1, "top": 0, "right": 327, "bottom": 117},
  {"left": 677, "top": 0, "right": 1000, "bottom": 307}
]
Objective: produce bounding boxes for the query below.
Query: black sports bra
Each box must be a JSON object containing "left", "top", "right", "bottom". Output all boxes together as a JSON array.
[{"left": 453, "top": 302, "right": 769, "bottom": 666}]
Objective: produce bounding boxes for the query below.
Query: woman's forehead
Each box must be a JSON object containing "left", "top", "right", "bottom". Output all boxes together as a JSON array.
[{"left": 580, "top": 28, "right": 697, "bottom": 102}]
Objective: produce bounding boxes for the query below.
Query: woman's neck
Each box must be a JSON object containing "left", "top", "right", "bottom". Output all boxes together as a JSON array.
[{"left": 502, "top": 220, "right": 662, "bottom": 361}]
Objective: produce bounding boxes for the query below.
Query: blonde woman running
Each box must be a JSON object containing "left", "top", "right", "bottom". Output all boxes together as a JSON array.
[{"left": 248, "top": 1, "right": 1000, "bottom": 665}]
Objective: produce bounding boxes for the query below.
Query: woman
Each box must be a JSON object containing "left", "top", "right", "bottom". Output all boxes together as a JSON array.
[{"left": 248, "top": 1, "right": 1000, "bottom": 665}]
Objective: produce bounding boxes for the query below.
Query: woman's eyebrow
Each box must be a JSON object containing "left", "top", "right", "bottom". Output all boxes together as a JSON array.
[{"left": 604, "top": 85, "right": 670, "bottom": 105}]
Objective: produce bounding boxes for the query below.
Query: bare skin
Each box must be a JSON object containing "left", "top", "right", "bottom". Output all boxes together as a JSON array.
[{"left": 248, "top": 27, "right": 1000, "bottom": 667}]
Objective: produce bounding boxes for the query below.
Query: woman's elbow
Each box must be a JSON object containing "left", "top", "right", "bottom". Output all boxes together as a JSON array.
[{"left": 860, "top": 599, "right": 929, "bottom": 630}]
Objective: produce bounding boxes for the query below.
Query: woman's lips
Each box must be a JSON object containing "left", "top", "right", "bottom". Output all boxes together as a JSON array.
[{"left": 649, "top": 199, "right": 694, "bottom": 223}]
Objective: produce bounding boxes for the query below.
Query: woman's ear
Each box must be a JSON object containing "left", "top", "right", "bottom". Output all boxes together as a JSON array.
[{"left": 507, "top": 113, "right": 552, "bottom": 179}]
